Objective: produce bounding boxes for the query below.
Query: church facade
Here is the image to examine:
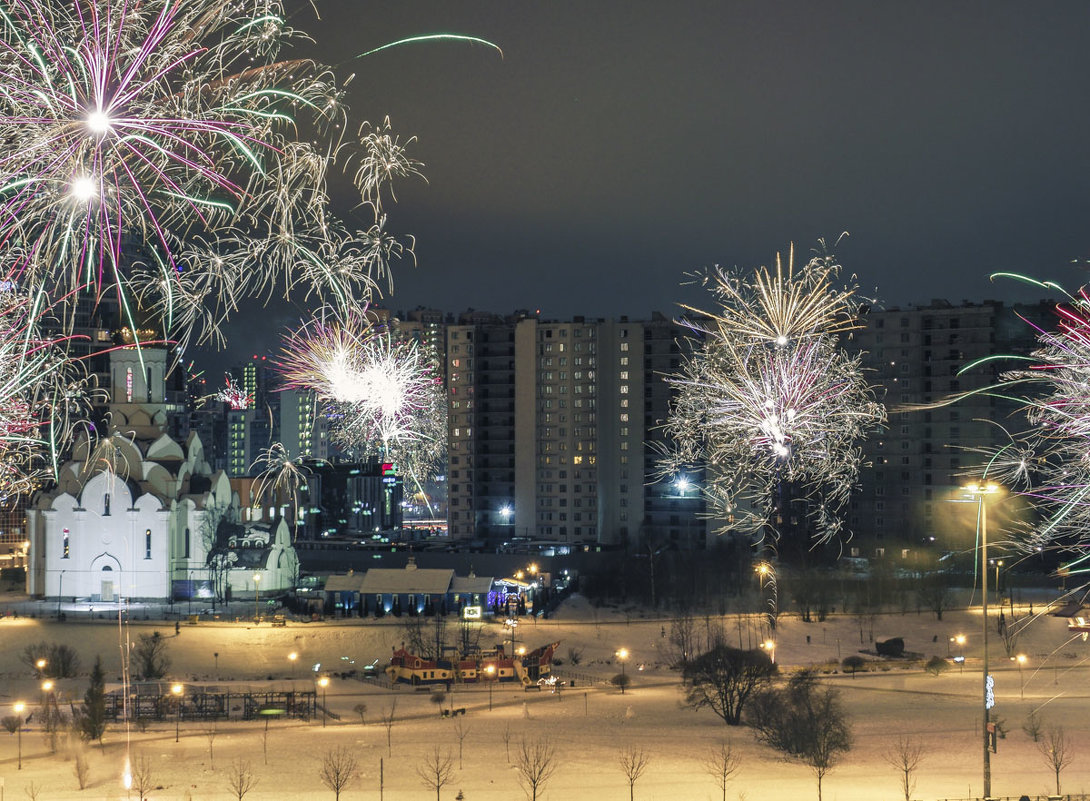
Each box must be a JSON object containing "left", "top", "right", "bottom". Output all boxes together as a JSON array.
[{"left": 26, "top": 346, "right": 298, "bottom": 602}]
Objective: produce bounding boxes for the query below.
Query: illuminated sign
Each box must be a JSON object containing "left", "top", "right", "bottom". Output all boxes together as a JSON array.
[{"left": 462, "top": 606, "right": 482, "bottom": 620}]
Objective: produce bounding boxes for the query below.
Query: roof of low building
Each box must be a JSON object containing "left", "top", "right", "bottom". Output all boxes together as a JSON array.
[
  {"left": 359, "top": 564, "right": 454, "bottom": 595},
  {"left": 451, "top": 574, "right": 494, "bottom": 594},
  {"left": 324, "top": 573, "right": 366, "bottom": 592}
]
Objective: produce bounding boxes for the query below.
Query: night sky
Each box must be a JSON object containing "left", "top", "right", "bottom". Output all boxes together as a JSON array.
[{"left": 203, "top": 0, "right": 1090, "bottom": 368}]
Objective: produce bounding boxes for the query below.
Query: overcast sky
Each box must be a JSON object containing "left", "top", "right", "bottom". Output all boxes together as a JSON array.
[{"left": 203, "top": 0, "right": 1090, "bottom": 366}]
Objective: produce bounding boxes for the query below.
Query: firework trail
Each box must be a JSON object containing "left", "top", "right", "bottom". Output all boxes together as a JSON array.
[{"left": 663, "top": 240, "right": 885, "bottom": 548}]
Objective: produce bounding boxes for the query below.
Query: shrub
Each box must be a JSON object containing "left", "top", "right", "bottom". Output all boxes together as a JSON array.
[
  {"left": 841, "top": 656, "right": 866, "bottom": 677},
  {"left": 924, "top": 656, "right": 949, "bottom": 676}
]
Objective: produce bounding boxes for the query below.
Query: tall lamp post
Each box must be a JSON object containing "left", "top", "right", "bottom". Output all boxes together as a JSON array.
[
  {"left": 485, "top": 664, "right": 496, "bottom": 711},
  {"left": 317, "top": 676, "right": 330, "bottom": 728},
  {"left": 288, "top": 651, "right": 298, "bottom": 680},
  {"left": 171, "top": 683, "right": 183, "bottom": 742},
  {"left": 616, "top": 648, "right": 629, "bottom": 694},
  {"left": 1014, "top": 654, "right": 1027, "bottom": 700},
  {"left": 13, "top": 701, "right": 25, "bottom": 769},
  {"left": 253, "top": 573, "right": 261, "bottom": 621},
  {"left": 966, "top": 481, "right": 1000, "bottom": 801}
]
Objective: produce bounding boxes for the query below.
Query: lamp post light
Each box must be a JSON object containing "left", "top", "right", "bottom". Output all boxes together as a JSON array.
[
  {"left": 317, "top": 676, "right": 330, "bottom": 728},
  {"left": 288, "top": 651, "right": 298, "bottom": 680},
  {"left": 761, "top": 639, "right": 776, "bottom": 664},
  {"left": 1014, "top": 654, "right": 1027, "bottom": 700},
  {"left": 965, "top": 480, "right": 1001, "bottom": 801},
  {"left": 616, "top": 648, "right": 629, "bottom": 694},
  {"left": 171, "top": 683, "right": 183, "bottom": 742},
  {"left": 253, "top": 573, "right": 261, "bottom": 621},
  {"left": 955, "top": 634, "right": 966, "bottom": 674},
  {"left": 485, "top": 664, "right": 496, "bottom": 711},
  {"left": 13, "top": 701, "right": 24, "bottom": 769},
  {"left": 35, "top": 658, "right": 47, "bottom": 677}
]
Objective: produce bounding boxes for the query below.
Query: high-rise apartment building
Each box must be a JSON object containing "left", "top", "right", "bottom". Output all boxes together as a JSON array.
[
  {"left": 445, "top": 310, "right": 714, "bottom": 549},
  {"left": 847, "top": 299, "right": 1051, "bottom": 555}
]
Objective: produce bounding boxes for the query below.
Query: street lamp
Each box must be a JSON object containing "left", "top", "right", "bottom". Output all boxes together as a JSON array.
[
  {"left": 485, "top": 664, "right": 496, "bottom": 711},
  {"left": 955, "top": 634, "right": 966, "bottom": 674},
  {"left": 13, "top": 700, "right": 24, "bottom": 769},
  {"left": 288, "top": 651, "right": 298, "bottom": 679},
  {"left": 171, "top": 683, "right": 183, "bottom": 742},
  {"left": 35, "top": 658, "right": 47, "bottom": 677},
  {"left": 1014, "top": 654, "right": 1027, "bottom": 700},
  {"left": 317, "top": 676, "right": 330, "bottom": 728},
  {"left": 253, "top": 572, "right": 261, "bottom": 621},
  {"left": 616, "top": 648, "right": 629, "bottom": 694},
  {"left": 965, "top": 480, "right": 1001, "bottom": 801},
  {"left": 761, "top": 639, "right": 776, "bottom": 664}
]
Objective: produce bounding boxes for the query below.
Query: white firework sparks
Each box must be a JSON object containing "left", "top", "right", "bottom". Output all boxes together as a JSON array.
[
  {"left": 0, "top": 0, "right": 424, "bottom": 350},
  {"left": 664, "top": 240, "right": 885, "bottom": 547},
  {"left": 279, "top": 312, "right": 445, "bottom": 484}
]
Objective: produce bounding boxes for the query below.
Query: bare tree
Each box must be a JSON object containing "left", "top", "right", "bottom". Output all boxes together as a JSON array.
[
  {"left": 749, "top": 671, "right": 852, "bottom": 801},
  {"left": 131, "top": 754, "right": 156, "bottom": 801},
  {"left": 415, "top": 746, "right": 455, "bottom": 801},
  {"left": 23, "top": 782, "right": 41, "bottom": 801},
  {"left": 74, "top": 750, "right": 91, "bottom": 790},
  {"left": 682, "top": 644, "right": 776, "bottom": 725},
  {"left": 201, "top": 719, "right": 218, "bottom": 769},
  {"left": 429, "top": 690, "right": 447, "bottom": 717},
  {"left": 226, "top": 758, "right": 259, "bottom": 801},
  {"left": 915, "top": 574, "right": 950, "bottom": 621},
  {"left": 353, "top": 702, "right": 367, "bottom": 725},
  {"left": 41, "top": 698, "right": 68, "bottom": 754},
  {"left": 502, "top": 722, "right": 513, "bottom": 763},
  {"left": 618, "top": 745, "right": 651, "bottom": 801},
  {"left": 261, "top": 717, "right": 271, "bottom": 765},
  {"left": 319, "top": 746, "right": 359, "bottom": 801},
  {"left": 1022, "top": 710, "right": 1043, "bottom": 742},
  {"left": 883, "top": 736, "right": 924, "bottom": 801},
  {"left": 702, "top": 741, "right": 739, "bottom": 801},
  {"left": 1038, "top": 726, "right": 1075, "bottom": 795},
  {"left": 130, "top": 631, "right": 171, "bottom": 680},
  {"left": 514, "top": 737, "right": 558, "bottom": 801},
  {"left": 380, "top": 699, "right": 398, "bottom": 757},
  {"left": 452, "top": 719, "right": 470, "bottom": 768}
]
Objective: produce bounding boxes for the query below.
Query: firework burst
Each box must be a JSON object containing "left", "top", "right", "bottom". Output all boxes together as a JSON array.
[
  {"left": 212, "top": 375, "right": 251, "bottom": 411},
  {"left": 663, "top": 240, "right": 885, "bottom": 547},
  {"left": 278, "top": 311, "right": 445, "bottom": 484},
  {"left": 0, "top": 0, "right": 423, "bottom": 349},
  {"left": 970, "top": 277, "right": 1090, "bottom": 568},
  {"left": 0, "top": 278, "right": 95, "bottom": 502}
]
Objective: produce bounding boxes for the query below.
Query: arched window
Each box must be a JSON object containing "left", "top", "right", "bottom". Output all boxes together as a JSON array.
[
  {"left": 144, "top": 528, "right": 152, "bottom": 560},
  {"left": 183, "top": 527, "right": 190, "bottom": 559},
  {"left": 62, "top": 528, "right": 70, "bottom": 559},
  {"left": 103, "top": 493, "right": 110, "bottom": 516},
  {"left": 125, "top": 367, "right": 133, "bottom": 403}
]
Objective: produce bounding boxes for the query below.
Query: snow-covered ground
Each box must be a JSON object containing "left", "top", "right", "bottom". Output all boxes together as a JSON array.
[{"left": 0, "top": 595, "right": 1087, "bottom": 800}]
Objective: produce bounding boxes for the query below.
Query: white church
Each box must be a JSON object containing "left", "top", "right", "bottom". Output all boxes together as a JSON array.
[{"left": 26, "top": 345, "right": 299, "bottom": 603}]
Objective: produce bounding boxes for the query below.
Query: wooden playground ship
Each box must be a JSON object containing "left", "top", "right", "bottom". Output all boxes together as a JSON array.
[{"left": 386, "top": 641, "right": 559, "bottom": 687}]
